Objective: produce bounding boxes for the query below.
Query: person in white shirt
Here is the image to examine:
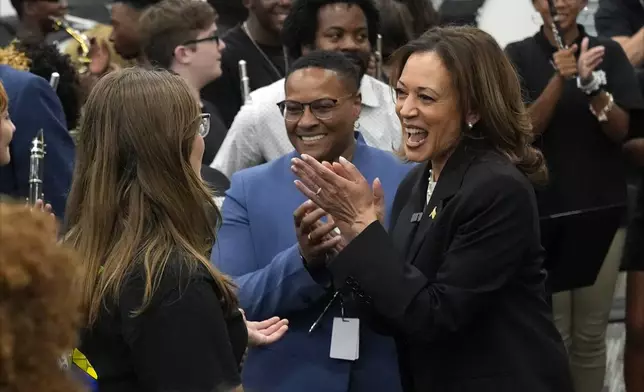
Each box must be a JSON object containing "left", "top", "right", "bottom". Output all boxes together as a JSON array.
[{"left": 212, "top": 0, "right": 400, "bottom": 179}]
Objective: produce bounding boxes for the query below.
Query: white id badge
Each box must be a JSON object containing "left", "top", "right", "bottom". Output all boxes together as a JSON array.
[{"left": 330, "top": 317, "right": 360, "bottom": 361}]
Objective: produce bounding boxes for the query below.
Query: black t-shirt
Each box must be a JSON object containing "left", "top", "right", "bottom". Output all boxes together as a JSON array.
[
  {"left": 201, "top": 99, "right": 228, "bottom": 165},
  {"left": 201, "top": 25, "right": 288, "bottom": 128},
  {"left": 79, "top": 259, "right": 247, "bottom": 392},
  {"left": 595, "top": 0, "right": 644, "bottom": 39},
  {"left": 505, "top": 26, "right": 644, "bottom": 217}
]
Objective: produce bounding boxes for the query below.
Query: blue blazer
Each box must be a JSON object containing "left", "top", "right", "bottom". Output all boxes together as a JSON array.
[
  {"left": 0, "top": 65, "right": 74, "bottom": 217},
  {"left": 211, "top": 134, "right": 413, "bottom": 392}
]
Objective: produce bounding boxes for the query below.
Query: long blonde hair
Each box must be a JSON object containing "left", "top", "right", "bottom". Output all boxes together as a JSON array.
[
  {"left": 64, "top": 68, "right": 237, "bottom": 326},
  {"left": 389, "top": 26, "right": 548, "bottom": 185}
]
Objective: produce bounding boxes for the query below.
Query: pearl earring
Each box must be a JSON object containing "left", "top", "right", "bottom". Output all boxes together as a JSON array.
[{"left": 467, "top": 122, "right": 473, "bottom": 129}]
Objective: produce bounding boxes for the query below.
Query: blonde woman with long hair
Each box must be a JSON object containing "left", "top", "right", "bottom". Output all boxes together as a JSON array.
[{"left": 65, "top": 68, "right": 287, "bottom": 392}]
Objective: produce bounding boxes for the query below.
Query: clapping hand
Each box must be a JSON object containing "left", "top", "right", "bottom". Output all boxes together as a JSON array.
[
  {"left": 294, "top": 200, "right": 342, "bottom": 266},
  {"left": 291, "top": 155, "right": 383, "bottom": 240},
  {"left": 241, "top": 309, "right": 289, "bottom": 347},
  {"left": 577, "top": 37, "right": 605, "bottom": 83}
]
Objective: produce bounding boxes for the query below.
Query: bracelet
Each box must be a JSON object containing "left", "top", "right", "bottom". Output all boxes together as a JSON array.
[
  {"left": 577, "top": 70, "right": 607, "bottom": 95},
  {"left": 589, "top": 91, "right": 614, "bottom": 122}
]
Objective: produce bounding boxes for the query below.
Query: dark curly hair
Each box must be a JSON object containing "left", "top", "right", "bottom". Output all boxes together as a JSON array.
[
  {"left": 281, "top": 0, "right": 380, "bottom": 60},
  {"left": 13, "top": 40, "right": 82, "bottom": 130},
  {"left": 0, "top": 202, "right": 83, "bottom": 392}
]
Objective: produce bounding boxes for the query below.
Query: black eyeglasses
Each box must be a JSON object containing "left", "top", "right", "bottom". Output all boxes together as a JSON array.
[
  {"left": 183, "top": 33, "right": 220, "bottom": 46},
  {"left": 199, "top": 113, "right": 210, "bottom": 137},
  {"left": 277, "top": 94, "right": 353, "bottom": 122}
]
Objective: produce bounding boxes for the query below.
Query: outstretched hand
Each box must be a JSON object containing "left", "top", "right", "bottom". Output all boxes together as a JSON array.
[{"left": 241, "top": 309, "right": 289, "bottom": 347}]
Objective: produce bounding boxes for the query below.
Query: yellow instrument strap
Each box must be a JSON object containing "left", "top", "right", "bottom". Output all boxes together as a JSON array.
[
  {"left": 72, "top": 348, "right": 98, "bottom": 379},
  {"left": 72, "top": 265, "right": 104, "bottom": 380}
]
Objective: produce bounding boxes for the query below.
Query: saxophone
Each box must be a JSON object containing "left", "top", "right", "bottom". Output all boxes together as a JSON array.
[
  {"left": 49, "top": 16, "right": 92, "bottom": 74},
  {"left": 27, "top": 129, "right": 45, "bottom": 206}
]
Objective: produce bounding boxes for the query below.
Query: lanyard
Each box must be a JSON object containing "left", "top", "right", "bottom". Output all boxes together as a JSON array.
[{"left": 308, "top": 290, "right": 346, "bottom": 333}]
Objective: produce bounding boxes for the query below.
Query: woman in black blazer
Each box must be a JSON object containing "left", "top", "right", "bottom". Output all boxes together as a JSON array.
[{"left": 290, "top": 26, "right": 573, "bottom": 392}]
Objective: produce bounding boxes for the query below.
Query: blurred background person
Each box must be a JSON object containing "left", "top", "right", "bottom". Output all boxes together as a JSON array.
[
  {"left": 0, "top": 55, "right": 74, "bottom": 217},
  {"left": 212, "top": 50, "right": 411, "bottom": 392},
  {"left": 66, "top": 68, "right": 286, "bottom": 392},
  {"left": 202, "top": 0, "right": 293, "bottom": 129},
  {"left": 0, "top": 0, "right": 67, "bottom": 46},
  {"left": 374, "top": 0, "right": 414, "bottom": 81},
  {"left": 209, "top": 0, "right": 247, "bottom": 34},
  {"left": 505, "top": 1, "right": 644, "bottom": 391},
  {"left": 0, "top": 81, "right": 16, "bottom": 167},
  {"left": 212, "top": 0, "right": 401, "bottom": 179},
  {"left": 138, "top": 0, "right": 230, "bottom": 190},
  {"left": 595, "top": 1, "right": 644, "bottom": 390},
  {"left": 0, "top": 202, "right": 82, "bottom": 392},
  {"left": 0, "top": 39, "right": 82, "bottom": 131}
]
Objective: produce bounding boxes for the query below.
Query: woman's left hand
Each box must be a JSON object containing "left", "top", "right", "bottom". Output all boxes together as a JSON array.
[
  {"left": 577, "top": 37, "right": 605, "bottom": 83},
  {"left": 290, "top": 154, "right": 379, "bottom": 237},
  {"left": 241, "top": 309, "right": 289, "bottom": 347}
]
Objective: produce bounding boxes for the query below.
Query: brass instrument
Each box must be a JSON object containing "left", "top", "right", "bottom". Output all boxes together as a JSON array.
[
  {"left": 28, "top": 129, "right": 45, "bottom": 206},
  {"left": 375, "top": 34, "right": 383, "bottom": 80},
  {"left": 239, "top": 60, "right": 252, "bottom": 105},
  {"left": 49, "top": 16, "right": 92, "bottom": 73}
]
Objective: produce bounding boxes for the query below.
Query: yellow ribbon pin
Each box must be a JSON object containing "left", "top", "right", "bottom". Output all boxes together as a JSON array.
[{"left": 430, "top": 207, "right": 437, "bottom": 220}]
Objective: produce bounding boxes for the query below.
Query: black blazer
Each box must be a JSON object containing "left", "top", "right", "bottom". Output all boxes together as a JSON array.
[{"left": 329, "top": 141, "right": 573, "bottom": 392}]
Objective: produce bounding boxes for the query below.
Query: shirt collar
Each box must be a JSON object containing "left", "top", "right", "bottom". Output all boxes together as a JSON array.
[
  {"left": 534, "top": 24, "right": 587, "bottom": 56},
  {"left": 359, "top": 75, "right": 382, "bottom": 108}
]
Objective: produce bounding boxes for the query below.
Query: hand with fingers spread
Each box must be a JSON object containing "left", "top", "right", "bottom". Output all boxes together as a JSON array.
[
  {"left": 552, "top": 44, "right": 579, "bottom": 80},
  {"left": 294, "top": 199, "right": 342, "bottom": 266},
  {"left": 577, "top": 37, "right": 605, "bottom": 83},
  {"left": 240, "top": 309, "right": 289, "bottom": 347},
  {"left": 291, "top": 154, "right": 381, "bottom": 240}
]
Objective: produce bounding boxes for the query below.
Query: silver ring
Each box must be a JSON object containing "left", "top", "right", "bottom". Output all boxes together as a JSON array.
[{"left": 315, "top": 188, "right": 322, "bottom": 195}]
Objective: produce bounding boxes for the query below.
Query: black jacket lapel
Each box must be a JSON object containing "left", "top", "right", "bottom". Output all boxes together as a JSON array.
[
  {"left": 390, "top": 165, "right": 427, "bottom": 260},
  {"left": 405, "top": 141, "right": 480, "bottom": 265}
]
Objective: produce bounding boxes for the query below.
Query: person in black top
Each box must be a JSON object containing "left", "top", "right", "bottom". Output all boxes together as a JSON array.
[
  {"left": 208, "top": 0, "right": 247, "bottom": 34},
  {"left": 64, "top": 68, "right": 288, "bottom": 392},
  {"left": 595, "top": 1, "right": 644, "bottom": 389},
  {"left": 138, "top": 0, "right": 229, "bottom": 166},
  {"left": 201, "top": 0, "right": 292, "bottom": 128},
  {"left": 291, "top": 25, "right": 573, "bottom": 392},
  {"left": 0, "top": 0, "right": 67, "bottom": 47},
  {"left": 505, "top": 1, "right": 644, "bottom": 391},
  {"left": 0, "top": 39, "right": 82, "bottom": 131}
]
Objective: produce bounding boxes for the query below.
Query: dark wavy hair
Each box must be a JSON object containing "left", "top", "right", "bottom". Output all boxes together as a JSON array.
[
  {"left": 281, "top": 0, "right": 380, "bottom": 60},
  {"left": 390, "top": 26, "right": 548, "bottom": 185},
  {"left": 14, "top": 40, "right": 82, "bottom": 130}
]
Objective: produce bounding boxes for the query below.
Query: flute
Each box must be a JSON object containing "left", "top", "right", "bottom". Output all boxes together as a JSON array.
[
  {"left": 49, "top": 72, "right": 60, "bottom": 91},
  {"left": 239, "top": 60, "right": 252, "bottom": 105},
  {"left": 547, "top": 0, "right": 566, "bottom": 50},
  {"left": 375, "top": 34, "right": 383, "bottom": 80},
  {"left": 27, "top": 129, "right": 45, "bottom": 206}
]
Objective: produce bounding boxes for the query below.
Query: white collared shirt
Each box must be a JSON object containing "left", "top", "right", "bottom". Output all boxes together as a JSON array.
[{"left": 211, "top": 75, "right": 401, "bottom": 178}]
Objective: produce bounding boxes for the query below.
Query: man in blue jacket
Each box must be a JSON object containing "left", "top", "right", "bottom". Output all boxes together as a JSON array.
[
  {"left": 212, "top": 51, "right": 410, "bottom": 392},
  {"left": 0, "top": 65, "right": 74, "bottom": 217}
]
